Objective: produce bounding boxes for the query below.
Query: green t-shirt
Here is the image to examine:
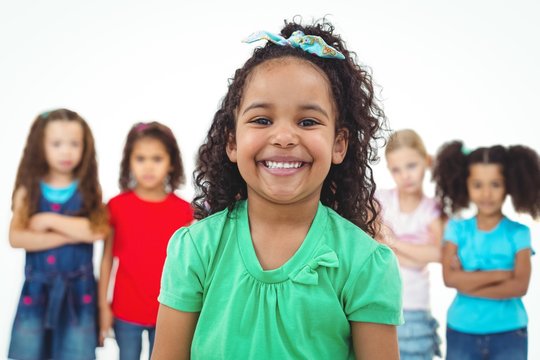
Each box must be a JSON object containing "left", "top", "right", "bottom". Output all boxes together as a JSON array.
[{"left": 159, "top": 200, "right": 402, "bottom": 359}]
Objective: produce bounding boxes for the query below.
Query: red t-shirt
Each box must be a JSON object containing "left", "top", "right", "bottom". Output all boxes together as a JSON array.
[{"left": 108, "top": 191, "right": 193, "bottom": 325}]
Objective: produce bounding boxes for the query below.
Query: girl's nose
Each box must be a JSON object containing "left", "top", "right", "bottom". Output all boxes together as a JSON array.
[{"left": 271, "top": 122, "right": 298, "bottom": 148}]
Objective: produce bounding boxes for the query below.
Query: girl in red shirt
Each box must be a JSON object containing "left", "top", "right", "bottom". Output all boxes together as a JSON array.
[{"left": 98, "top": 122, "right": 193, "bottom": 359}]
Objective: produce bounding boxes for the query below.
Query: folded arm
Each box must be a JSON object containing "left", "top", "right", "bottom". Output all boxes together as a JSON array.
[
  {"left": 390, "top": 217, "right": 443, "bottom": 267},
  {"left": 9, "top": 187, "right": 72, "bottom": 251},
  {"left": 442, "top": 242, "right": 513, "bottom": 293},
  {"left": 29, "top": 212, "right": 105, "bottom": 242},
  {"left": 461, "top": 249, "right": 531, "bottom": 299}
]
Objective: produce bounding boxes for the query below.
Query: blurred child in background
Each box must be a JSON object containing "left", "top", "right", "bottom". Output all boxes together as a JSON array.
[
  {"left": 433, "top": 141, "right": 540, "bottom": 360},
  {"left": 377, "top": 129, "right": 443, "bottom": 359},
  {"left": 8, "top": 108, "right": 107, "bottom": 360},
  {"left": 98, "top": 122, "right": 193, "bottom": 360}
]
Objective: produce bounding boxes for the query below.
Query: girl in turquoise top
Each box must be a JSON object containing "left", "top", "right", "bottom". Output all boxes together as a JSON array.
[
  {"left": 153, "top": 19, "right": 403, "bottom": 360},
  {"left": 433, "top": 141, "right": 540, "bottom": 360}
]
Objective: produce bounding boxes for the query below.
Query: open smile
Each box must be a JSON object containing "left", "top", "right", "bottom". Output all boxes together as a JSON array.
[
  {"left": 263, "top": 160, "right": 305, "bottom": 169},
  {"left": 257, "top": 160, "right": 310, "bottom": 176}
]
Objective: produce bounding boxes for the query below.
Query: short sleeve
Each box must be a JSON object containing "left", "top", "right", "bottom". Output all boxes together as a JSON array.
[
  {"left": 374, "top": 189, "right": 391, "bottom": 211},
  {"left": 513, "top": 225, "right": 531, "bottom": 253},
  {"left": 158, "top": 227, "right": 205, "bottom": 312},
  {"left": 424, "top": 198, "right": 441, "bottom": 224},
  {"left": 344, "top": 245, "right": 403, "bottom": 325},
  {"left": 444, "top": 219, "right": 460, "bottom": 245}
]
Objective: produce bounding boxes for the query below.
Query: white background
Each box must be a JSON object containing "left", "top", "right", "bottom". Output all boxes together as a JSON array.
[{"left": 1, "top": 1, "right": 539, "bottom": 359}]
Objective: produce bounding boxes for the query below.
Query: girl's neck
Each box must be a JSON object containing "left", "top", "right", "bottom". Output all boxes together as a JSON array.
[
  {"left": 246, "top": 195, "right": 319, "bottom": 270},
  {"left": 476, "top": 211, "right": 504, "bottom": 231},
  {"left": 247, "top": 194, "right": 319, "bottom": 228},
  {"left": 134, "top": 187, "right": 168, "bottom": 202},
  {"left": 397, "top": 189, "right": 423, "bottom": 213},
  {"left": 43, "top": 173, "right": 75, "bottom": 187}
]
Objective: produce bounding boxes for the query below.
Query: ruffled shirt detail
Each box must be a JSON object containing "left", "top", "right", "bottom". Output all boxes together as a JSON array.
[{"left": 289, "top": 245, "right": 339, "bottom": 285}]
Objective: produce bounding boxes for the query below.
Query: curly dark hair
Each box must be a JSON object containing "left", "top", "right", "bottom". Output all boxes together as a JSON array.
[
  {"left": 433, "top": 140, "right": 540, "bottom": 218},
  {"left": 12, "top": 108, "right": 108, "bottom": 231},
  {"left": 119, "top": 121, "right": 185, "bottom": 191},
  {"left": 193, "top": 19, "right": 386, "bottom": 237}
]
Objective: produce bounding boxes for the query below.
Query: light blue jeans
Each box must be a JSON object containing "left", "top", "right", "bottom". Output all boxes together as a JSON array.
[
  {"left": 397, "top": 310, "right": 442, "bottom": 360},
  {"left": 114, "top": 317, "right": 156, "bottom": 360}
]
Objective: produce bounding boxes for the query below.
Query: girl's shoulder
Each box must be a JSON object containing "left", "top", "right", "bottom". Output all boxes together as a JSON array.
[
  {"left": 374, "top": 188, "right": 395, "bottom": 203},
  {"left": 107, "top": 190, "right": 134, "bottom": 206},
  {"left": 167, "top": 206, "right": 233, "bottom": 257},
  {"left": 446, "top": 216, "right": 475, "bottom": 233},
  {"left": 418, "top": 194, "right": 441, "bottom": 219},
  {"left": 167, "top": 192, "right": 193, "bottom": 209},
  {"left": 178, "top": 205, "right": 234, "bottom": 244},
  {"left": 13, "top": 186, "right": 28, "bottom": 206},
  {"left": 325, "top": 207, "right": 385, "bottom": 260},
  {"left": 500, "top": 217, "right": 531, "bottom": 242}
]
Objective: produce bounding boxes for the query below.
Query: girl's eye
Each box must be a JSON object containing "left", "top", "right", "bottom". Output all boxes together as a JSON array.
[
  {"left": 251, "top": 117, "right": 271, "bottom": 125},
  {"left": 153, "top": 156, "right": 163, "bottom": 163},
  {"left": 298, "top": 118, "right": 318, "bottom": 127},
  {"left": 406, "top": 163, "right": 417, "bottom": 170}
]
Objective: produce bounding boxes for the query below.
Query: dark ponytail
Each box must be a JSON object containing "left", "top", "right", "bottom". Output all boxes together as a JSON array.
[
  {"left": 506, "top": 145, "right": 540, "bottom": 218},
  {"left": 432, "top": 141, "right": 469, "bottom": 214}
]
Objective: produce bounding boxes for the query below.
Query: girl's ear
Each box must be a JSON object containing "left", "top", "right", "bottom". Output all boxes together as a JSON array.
[
  {"left": 332, "top": 128, "right": 349, "bottom": 165},
  {"left": 226, "top": 133, "right": 238, "bottom": 163},
  {"left": 426, "top": 154, "right": 433, "bottom": 168}
]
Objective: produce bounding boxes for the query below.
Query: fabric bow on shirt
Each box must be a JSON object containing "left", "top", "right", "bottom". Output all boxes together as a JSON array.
[{"left": 290, "top": 245, "right": 339, "bottom": 285}]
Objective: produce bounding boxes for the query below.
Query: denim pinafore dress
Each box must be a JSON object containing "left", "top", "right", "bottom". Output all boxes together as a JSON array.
[{"left": 8, "top": 188, "right": 98, "bottom": 360}]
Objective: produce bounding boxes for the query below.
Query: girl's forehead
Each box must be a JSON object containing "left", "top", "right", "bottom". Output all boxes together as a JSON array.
[
  {"left": 45, "top": 120, "right": 83, "bottom": 135},
  {"left": 239, "top": 57, "right": 335, "bottom": 111},
  {"left": 132, "top": 136, "right": 168, "bottom": 152},
  {"left": 468, "top": 163, "right": 504, "bottom": 178},
  {"left": 250, "top": 57, "right": 329, "bottom": 82},
  {"left": 386, "top": 146, "right": 426, "bottom": 160}
]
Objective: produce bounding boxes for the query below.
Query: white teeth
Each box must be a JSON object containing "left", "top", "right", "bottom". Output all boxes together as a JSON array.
[{"left": 265, "top": 161, "right": 303, "bottom": 169}]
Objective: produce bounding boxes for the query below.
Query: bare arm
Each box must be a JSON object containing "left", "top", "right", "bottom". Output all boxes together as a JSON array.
[
  {"left": 388, "top": 217, "right": 443, "bottom": 267},
  {"left": 98, "top": 231, "right": 114, "bottom": 346},
  {"left": 351, "top": 322, "right": 398, "bottom": 360},
  {"left": 462, "top": 249, "right": 531, "bottom": 299},
  {"left": 29, "top": 212, "right": 105, "bottom": 242},
  {"left": 395, "top": 252, "right": 421, "bottom": 267},
  {"left": 9, "top": 187, "right": 71, "bottom": 251},
  {"left": 151, "top": 305, "right": 199, "bottom": 360},
  {"left": 442, "top": 242, "right": 512, "bottom": 292}
]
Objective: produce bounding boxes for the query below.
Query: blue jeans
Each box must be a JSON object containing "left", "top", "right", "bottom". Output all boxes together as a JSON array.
[
  {"left": 114, "top": 317, "right": 156, "bottom": 360},
  {"left": 398, "top": 310, "right": 442, "bottom": 360},
  {"left": 446, "top": 326, "right": 528, "bottom": 360}
]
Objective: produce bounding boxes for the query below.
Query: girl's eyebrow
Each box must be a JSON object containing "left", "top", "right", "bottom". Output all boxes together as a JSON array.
[
  {"left": 300, "top": 104, "right": 329, "bottom": 118},
  {"left": 242, "top": 102, "right": 329, "bottom": 118},
  {"left": 242, "top": 102, "right": 270, "bottom": 115}
]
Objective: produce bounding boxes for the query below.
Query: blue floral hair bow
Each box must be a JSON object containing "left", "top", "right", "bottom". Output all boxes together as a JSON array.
[{"left": 243, "top": 30, "right": 345, "bottom": 60}]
